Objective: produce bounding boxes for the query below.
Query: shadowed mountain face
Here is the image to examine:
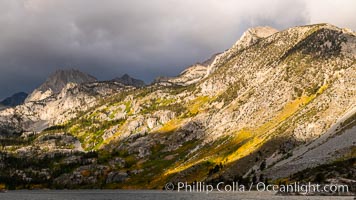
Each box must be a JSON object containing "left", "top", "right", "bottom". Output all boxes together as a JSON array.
[
  {"left": 112, "top": 74, "right": 146, "bottom": 87},
  {"left": 0, "top": 24, "right": 355, "bottom": 191},
  {"left": 0, "top": 92, "right": 28, "bottom": 107}
]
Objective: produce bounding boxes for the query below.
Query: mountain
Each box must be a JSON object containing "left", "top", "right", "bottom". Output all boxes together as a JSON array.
[
  {"left": 112, "top": 74, "right": 145, "bottom": 87},
  {"left": 0, "top": 23, "right": 355, "bottom": 191},
  {"left": 25, "top": 69, "right": 97, "bottom": 102},
  {"left": 0, "top": 105, "right": 6, "bottom": 111},
  {"left": 0, "top": 69, "right": 129, "bottom": 134},
  {"left": 0, "top": 92, "right": 28, "bottom": 107}
]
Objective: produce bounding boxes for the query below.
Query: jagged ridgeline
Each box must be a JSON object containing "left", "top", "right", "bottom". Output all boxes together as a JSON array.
[{"left": 0, "top": 23, "right": 355, "bottom": 189}]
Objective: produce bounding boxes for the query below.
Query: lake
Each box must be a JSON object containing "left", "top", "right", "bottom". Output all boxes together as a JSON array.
[{"left": 0, "top": 190, "right": 354, "bottom": 200}]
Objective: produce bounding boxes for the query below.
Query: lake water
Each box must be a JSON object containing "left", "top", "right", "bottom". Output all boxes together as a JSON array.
[{"left": 0, "top": 190, "right": 354, "bottom": 200}]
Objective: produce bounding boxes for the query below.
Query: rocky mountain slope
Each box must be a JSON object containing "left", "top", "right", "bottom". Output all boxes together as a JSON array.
[{"left": 0, "top": 23, "right": 355, "bottom": 190}]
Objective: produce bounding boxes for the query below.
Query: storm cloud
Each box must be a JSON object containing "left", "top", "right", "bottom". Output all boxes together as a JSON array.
[{"left": 0, "top": 0, "right": 356, "bottom": 99}]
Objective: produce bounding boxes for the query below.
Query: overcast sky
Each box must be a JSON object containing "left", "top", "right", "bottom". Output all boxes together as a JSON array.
[{"left": 0, "top": 0, "right": 356, "bottom": 99}]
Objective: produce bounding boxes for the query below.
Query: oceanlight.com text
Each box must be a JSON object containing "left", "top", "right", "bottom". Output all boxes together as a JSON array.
[{"left": 165, "top": 181, "right": 349, "bottom": 194}]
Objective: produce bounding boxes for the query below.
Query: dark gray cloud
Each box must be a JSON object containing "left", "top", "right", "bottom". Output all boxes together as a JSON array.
[{"left": 0, "top": 0, "right": 355, "bottom": 99}]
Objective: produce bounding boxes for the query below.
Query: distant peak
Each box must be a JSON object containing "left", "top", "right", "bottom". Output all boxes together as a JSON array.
[
  {"left": 25, "top": 68, "right": 97, "bottom": 102},
  {"left": 0, "top": 92, "right": 28, "bottom": 107},
  {"left": 113, "top": 74, "right": 145, "bottom": 87},
  {"left": 42, "top": 68, "right": 97, "bottom": 92},
  {"left": 121, "top": 74, "right": 131, "bottom": 79},
  {"left": 52, "top": 68, "right": 93, "bottom": 76}
]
